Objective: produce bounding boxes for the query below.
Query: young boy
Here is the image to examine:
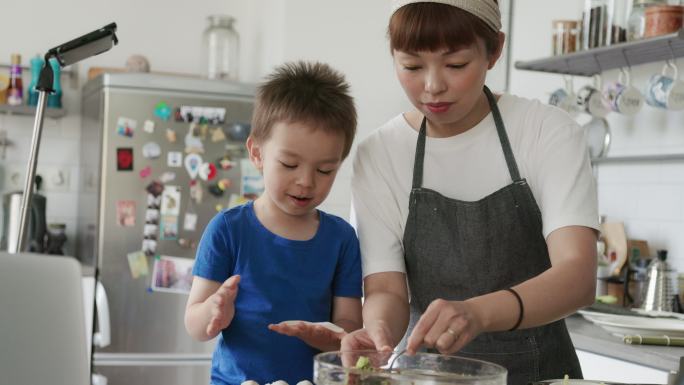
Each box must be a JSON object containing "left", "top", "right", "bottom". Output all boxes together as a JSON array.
[{"left": 184, "top": 61, "right": 362, "bottom": 385}]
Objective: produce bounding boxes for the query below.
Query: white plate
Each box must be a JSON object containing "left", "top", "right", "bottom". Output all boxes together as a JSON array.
[{"left": 578, "top": 310, "right": 684, "bottom": 337}]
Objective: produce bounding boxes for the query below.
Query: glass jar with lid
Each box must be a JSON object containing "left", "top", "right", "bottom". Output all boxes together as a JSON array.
[
  {"left": 201, "top": 15, "right": 239, "bottom": 80},
  {"left": 627, "top": 0, "right": 668, "bottom": 41},
  {"left": 552, "top": 20, "right": 580, "bottom": 55}
]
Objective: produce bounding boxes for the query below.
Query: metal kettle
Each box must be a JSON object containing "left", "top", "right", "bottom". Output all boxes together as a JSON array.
[{"left": 641, "top": 250, "right": 677, "bottom": 312}]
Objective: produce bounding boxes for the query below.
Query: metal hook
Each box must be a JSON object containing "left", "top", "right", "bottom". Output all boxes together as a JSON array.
[
  {"left": 620, "top": 49, "right": 632, "bottom": 71},
  {"left": 592, "top": 54, "right": 603, "bottom": 76}
]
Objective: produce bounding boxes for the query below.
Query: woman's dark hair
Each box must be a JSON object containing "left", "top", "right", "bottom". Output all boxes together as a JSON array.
[{"left": 389, "top": 2, "right": 500, "bottom": 56}]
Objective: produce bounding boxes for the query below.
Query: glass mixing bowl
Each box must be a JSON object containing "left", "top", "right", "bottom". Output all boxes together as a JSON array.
[{"left": 314, "top": 350, "right": 507, "bottom": 385}]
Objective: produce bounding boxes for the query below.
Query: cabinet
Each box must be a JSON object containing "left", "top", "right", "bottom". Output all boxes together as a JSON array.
[
  {"left": 515, "top": 29, "right": 684, "bottom": 164},
  {"left": 576, "top": 350, "right": 669, "bottom": 384}
]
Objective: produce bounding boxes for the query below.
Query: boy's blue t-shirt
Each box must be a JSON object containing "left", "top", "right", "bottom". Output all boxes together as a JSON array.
[{"left": 192, "top": 201, "right": 362, "bottom": 385}]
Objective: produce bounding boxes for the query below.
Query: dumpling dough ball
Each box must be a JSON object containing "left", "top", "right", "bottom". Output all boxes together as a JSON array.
[
  {"left": 296, "top": 381, "right": 313, "bottom": 385},
  {"left": 241, "top": 381, "right": 259, "bottom": 385},
  {"left": 271, "top": 381, "right": 289, "bottom": 385}
]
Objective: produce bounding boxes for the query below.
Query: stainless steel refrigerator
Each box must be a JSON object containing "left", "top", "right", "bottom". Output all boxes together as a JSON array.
[{"left": 78, "top": 73, "right": 255, "bottom": 385}]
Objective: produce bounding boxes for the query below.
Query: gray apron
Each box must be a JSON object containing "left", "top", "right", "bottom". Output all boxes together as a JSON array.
[{"left": 402, "top": 86, "right": 583, "bottom": 385}]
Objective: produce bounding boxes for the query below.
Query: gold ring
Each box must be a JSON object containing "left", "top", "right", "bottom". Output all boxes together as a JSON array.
[{"left": 446, "top": 328, "right": 456, "bottom": 336}]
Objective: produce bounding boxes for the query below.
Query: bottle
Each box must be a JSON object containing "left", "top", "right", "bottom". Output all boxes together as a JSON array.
[
  {"left": 7, "top": 54, "right": 23, "bottom": 106},
  {"left": 47, "top": 58, "right": 62, "bottom": 109},
  {"left": 27, "top": 54, "right": 44, "bottom": 107},
  {"left": 201, "top": 15, "right": 240, "bottom": 80}
]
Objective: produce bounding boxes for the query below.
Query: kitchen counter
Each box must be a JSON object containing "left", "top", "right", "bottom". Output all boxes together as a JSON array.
[{"left": 567, "top": 314, "right": 684, "bottom": 372}]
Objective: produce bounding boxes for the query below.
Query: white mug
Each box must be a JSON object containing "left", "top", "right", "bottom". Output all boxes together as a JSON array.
[
  {"left": 603, "top": 68, "right": 643, "bottom": 116},
  {"left": 645, "top": 61, "right": 684, "bottom": 110},
  {"left": 577, "top": 75, "right": 610, "bottom": 118},
  {"left": 549, "top": 76, "right": 580, "bottom": 117}
]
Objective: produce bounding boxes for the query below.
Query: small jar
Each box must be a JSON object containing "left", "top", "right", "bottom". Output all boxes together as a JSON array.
[
  {"left": 552, "top": 20, "right": 580, "bottom": 55},
  {"left": 644, "top": 5, "right": 684, "bottom": 38},
  {"left": 201, "top": 15, "right": 240, "bottom": 80},
  {"left": 627, "top": 0, "right": 668, "bottom": 41}
]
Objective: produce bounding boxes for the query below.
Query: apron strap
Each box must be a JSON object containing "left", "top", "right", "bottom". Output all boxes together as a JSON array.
[
  {"left": 411, "top": 86, "right": 523, "bottom": 190},
  {"left": 412, "top": 117, "right": 428, "bottom": 189},
  {"left": 483, "top": 85, "right": 522, "bottom": 182}
]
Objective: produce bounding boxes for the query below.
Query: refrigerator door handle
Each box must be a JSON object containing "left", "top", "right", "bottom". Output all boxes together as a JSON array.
[{"left": 93, "top": 281, "right": 111, "bottom": 348}]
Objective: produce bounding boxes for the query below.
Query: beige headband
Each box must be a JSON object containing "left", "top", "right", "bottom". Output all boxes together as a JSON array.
[{"left": 391, "top": 0, "right": 502, "bottom": 32}]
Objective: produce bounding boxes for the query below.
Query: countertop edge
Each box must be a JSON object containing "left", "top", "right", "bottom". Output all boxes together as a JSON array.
[{"left": 567, "top": 314, "right": 682, "bottom": 373}]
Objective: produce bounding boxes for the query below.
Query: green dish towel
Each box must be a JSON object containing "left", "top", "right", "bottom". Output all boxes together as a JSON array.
[{"left": 623, "top": 335, "right": 684, "bottom": 346}]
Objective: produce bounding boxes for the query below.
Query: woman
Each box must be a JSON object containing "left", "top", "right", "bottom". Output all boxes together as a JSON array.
[{"left": 342, "top": 1, "right": 599, "bottom": 384}]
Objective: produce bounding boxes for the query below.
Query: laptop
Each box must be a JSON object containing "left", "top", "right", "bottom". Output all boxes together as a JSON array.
[{"left": 0, "top": 252, "right": 89, "bottom": 385}]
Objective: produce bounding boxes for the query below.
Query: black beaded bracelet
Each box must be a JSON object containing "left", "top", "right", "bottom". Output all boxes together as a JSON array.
[{"left": 505, "top": 288, "right": 524, "bottom": 331}]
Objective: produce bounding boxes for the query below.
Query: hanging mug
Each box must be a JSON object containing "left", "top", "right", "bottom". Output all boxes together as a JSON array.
[
  {"left": 577, "top": 74, "right": 610, "bottom": 118},
  {"left": 549, "top": 76, "right": 580, "bottom": 117},
  {"left": 603, "top": 68, "right": 644, "bottom": 116},
  {"left": 645, "top": 61, "right": 684, "bottom": 110}
]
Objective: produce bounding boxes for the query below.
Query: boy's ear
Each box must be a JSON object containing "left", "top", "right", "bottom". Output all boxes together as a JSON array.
[{"left": 246, "top": 136, "right": 264, "bottom": 170}]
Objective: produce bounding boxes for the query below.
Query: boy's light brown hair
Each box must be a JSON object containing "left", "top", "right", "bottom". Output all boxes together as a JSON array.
[{"left": 250, "top": 61, "right": 357, "bottom": 159}]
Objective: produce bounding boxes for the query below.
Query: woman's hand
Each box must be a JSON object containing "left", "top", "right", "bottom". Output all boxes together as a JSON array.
[
  {"left": 340, "top": 320, "right": 394, "bottom": 352},
  {"left": 406, "top": 299, "right": 484, "bottom": 355},
  {"left": 205, "top": 275, "right": 240, "bottom": 338},
  {"left": 269, "top": 321, "right": 345, "bottom": 352}
]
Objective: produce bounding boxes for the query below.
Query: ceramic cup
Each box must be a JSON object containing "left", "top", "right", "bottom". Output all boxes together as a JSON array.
[
  {"left": 645, "top": 61, "right": 684, "bottom": 110},
  {"left": 577, "top": 86, "right": 610, "bottom": 118},
  {"left": 549, "top": 76, "right": 580, "bottom": 117},
  {"left": 603, "top": 68, "right": 644, "bottom": 116}
]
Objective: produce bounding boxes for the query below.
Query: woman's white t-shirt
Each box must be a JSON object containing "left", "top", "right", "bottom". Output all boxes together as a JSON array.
[{"left": 351, "top": 93, "right": 599, "bottom": 278}]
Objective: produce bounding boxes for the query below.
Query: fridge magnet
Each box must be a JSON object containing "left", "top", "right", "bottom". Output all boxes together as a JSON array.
[
  {"left": 145, "top": 208, "right": 160, "bottom": 223},
  {"left": 184, "top": 125, "right": 205, "bottom": 154},
  {"left": 160, "top": 171, "right": 176, "bottom": 184},
  {"left": 241, "top": 175, "right": 265, "bottom": 199},
  {"left": 116, "top": 200, "right": 136, "bottom": 227},
  {"left": 199, "top": 124, "right": 209, "bottom": 140},
  {"left": 198, "top": 162, "right": 217, "bottom": 181},
  {"left": 215, "top": 204, "right": 224, "bottom": 212},
  {"left": 142, "top": 238, "right": 157, "bottom": 256},
  {"left": 178, "top": 238, "right": 198, "bottom": 249},
  {"left": 146, "top": 180, "right": 164, "bottom": 197},
  {"left": 139, "top": 166, "right": 152, "bottom": 179},
  {"left": 160, "top": 185, "right": 182, "bottom": 216},
  {"left": 216, "top": 154, "right": 234, "bottom": 170},
  {"left": 240, "top": 158, "right": 261, "bottom": 177},
  {"left": 126, "top": 250, "right": 150, "bottom": 279},
  {"left": 160, "top": 215, "right": 179, "bottom": 240},
  {"left": 183, "top": 212, "right": 198, "bottom": 232},
  {"left": 167, "top": 151, "right": 183, "bottom": 168},
  {"left": 228, "top": 193, "right": 250, "bottom": 209},
  {"left": 165, "top": 128, "right": 177, "bottom": 143},
  {"left": 154, "top": 101, "right": 171, "bottom": 121},
  {"left": 218, "top": 178, "right": 231, "bottom": 191},
  {"left": 116, "top": 148, "right": 134, "bottom": 171},
  {"left": 147, "top": 194, "right": 161, "bottom": 211},
  {"left": 184, "top": 153, "right": 202, "bottom": 179},
  {"left": 190, "top": 180, "right": 204, "bottom": 204},
  {"left": 143, "top": 223, "right": 159, "bottom": 238},
  {"left": 142, "top": 142, "right": 161, "bottom": 159},
  {"left": 116, "top": 117, "right": 137, "bottom": 137},
  {"left": 210, "top": 127, "right": 226, "bottom": 142},
  {"left": 150, "top": 255, "right": 194, "bottom": 294},
  {"left": 208, "top": 183, "right": 224, "bottom": 197},
  {"left": 143, "top": 119, "right": 155, "bottom": 133}
]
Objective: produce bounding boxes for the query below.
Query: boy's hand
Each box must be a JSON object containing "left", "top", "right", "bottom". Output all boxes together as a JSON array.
[
  {"left": 205, "top": 275, "right": 240, "bottom": 338},
  {"left": 268, "top": 321, "right": 346, "bottom": 352}
]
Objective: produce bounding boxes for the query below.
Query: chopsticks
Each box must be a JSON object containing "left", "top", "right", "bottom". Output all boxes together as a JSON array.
[{"left": 623, "top": 335, "right": 684, "bottom": 346}]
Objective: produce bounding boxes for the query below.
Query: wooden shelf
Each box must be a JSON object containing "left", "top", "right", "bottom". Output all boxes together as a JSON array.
[
  {"left": 592, "top": 154, "right": 684, "bottom": 165},
  {"left": 0, "top": 104, "right": 67, "bottom": 118},
  {"left": 515, "top": 29, "right": 684, "bottom": 77}
]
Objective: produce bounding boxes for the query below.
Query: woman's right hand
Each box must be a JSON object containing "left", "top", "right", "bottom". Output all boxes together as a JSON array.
[
  {"left": 205, "top": 275, "right": 240, "bottom": 338},
  {"left": 341, "top": 320, "right": 394, "bottom": 352}
]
